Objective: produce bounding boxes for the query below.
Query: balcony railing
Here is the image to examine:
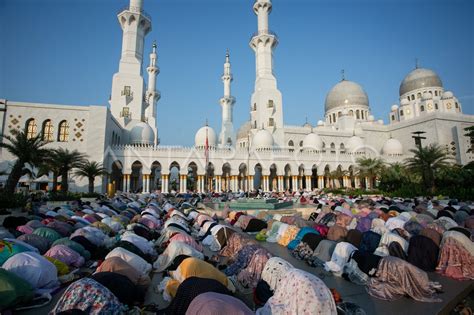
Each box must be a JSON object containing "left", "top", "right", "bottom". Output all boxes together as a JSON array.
[
  {"left": 117, "top": 5, "right": 152, "bottom": 21},
  {"left": 250, "top": 29, "right": 278, "bottom": 41}
]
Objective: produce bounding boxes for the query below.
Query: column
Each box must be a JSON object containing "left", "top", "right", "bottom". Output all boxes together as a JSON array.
[
  {"left": 162, "top": 174, "right": 169, "bottom": 193},
  {"left": 278, "top": 175, "right": 284, "bottom": 192},
  {"left": 142, "top": 174, "right": 149, "bottom": 193},
  {"left": 262, "top": 175, "right": 268, "bottom": 192},
  {"left": 248, "top": 175, "right": 254, "bottom": 191},
  {"left": 285, "top": 177, "right": 290, "bottom": 190},
  {"left": 215, "top": 175, "right": 221, "bottom": 192},
  {"left": 306, "top": 175, "right": 312, "bottom": 191},
  {"left": 298, "top": 176, "right": 303, "bottom": 190},
  {"left": 292, "top": 176, "right": 298, "bottom": 191},
  {"left": 365, "top": 177, "right": 371, "bottom": 189},
  {"left": 318, "top": 175, "right": 324, "bottom": 189}
]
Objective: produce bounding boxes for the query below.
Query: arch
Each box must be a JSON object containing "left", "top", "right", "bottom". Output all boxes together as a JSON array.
[
  {"left": 288, "top": 140, "right": 294, "bottom": 152},
  {"left": 238, "top": 163, "right": 248, "bottom": 191},
  {"left": 222, "top": 163, "right": 232, "bottom": 192},
  {"left": 340, "top": 143, "right": 345, "bottom": 151},
  {"left": 311, "top": 164, "right": 318, "bottom": 189},
  {"left": 356, "top": 110, "right": 360, "bottom": 119},
  {"left": 298, "top": 164, "right": 306, "bottom": 190},
  {"left": 130, "top": 161, "right": 143, "bottom": 193},
  {"left": 187, "top": 162, "right": 198, "bottom": 192},
  {"left": 254, "top": 163, "right": 263, "bottom": 192},
  {"left": 41, "top": 119, "right": 54, "bottom": 142},
  {"left": 284, "top": 164, "right": 292, "bottom": 191},
  {"left": 330, "top": 142, "right": 336, "bottom": 153},
  {"left": 110, "top": 160, "right": 123, "bottom": 193},
  {"left": 269, "top": 163, "right": 277, "bottom": 191},
  {"left": 168, "top": 161, "right": 180, "bottom": 192},
  {"left": 348, "top": 165, "right": 355, "bottom": 188},
  {"left": 324, "top": 164, "right": 331, "bottom": 188},
  {"left": 25, "top": 118, "right": 37, "bottom": 139},
  {"left": 206, "top": 162, "right": 215, "bottom": 192},
  {"left": 57, "top": 120, "right": 69, "bottom": 142},
  {"left": 150, "top": 161, "right": 162, "bottom": 191},
  {"left": 338, "top": 111, "right": 342, "bottom": 117},
  {"left": 349, "top": 110, "right": 354, "bottom": 116},
  {"left": 420, "top": 105, "right": 425, "bottom": 112}
]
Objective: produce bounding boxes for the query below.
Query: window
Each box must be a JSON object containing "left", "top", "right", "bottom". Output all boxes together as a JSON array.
[
  {"left": 121, "top": 85, "right": 132, "bottom": 96},
  {"left": 329, "top": 116, "right": 332, "bottom": 124},
  {"left": 349, "top": 110, "right": 354, "bottom": 116},
  {"left": 42, "top": 120, "right": 54, "bottom": 142},
  {"left": 411, "top": 94, "right": 415, "bottom": 101},
  {"left": 58, "top": 120, "right": 69, "bottom": 142},
  {"left": 356, "top": 110, "right": 360, "bottom": 119},
  {"left": 288, "top": 140, "right": 294, "bottom": 147},
  {"left": 391, "top": 115, "right": 395, "bottom": 121},
  {"left": 25, "top": 119, "right": 37, "bottom": 139},
  {"left": 254, "top": 121, "right": 257, "bottom": 128},
  {"left": 338, "top": 111, "right": 342, "bottom": 117},
  {"left": 400, "top": 110, "right": 404, "bottom": 116},
  {"left": 420, "top": 105, "right": 424, "bottom": 112},
  {"left": 332, "top": 113, "right": 336, "bottom": 123},
  {"left": 267, "top": 100, "right": 274, "bottom": 108},
  {"left": 299, "top": 141, "right": 303, "bottom": 147},
  {"left": 417, "top": 92, "right": 421, "bottom": 99},
  {"left": 268, "top": 118, "right": 274, "bottom": 127},
  {"left": 121, "top": 107, "right": 130, "bottom": 118},
  {"left": 361, "top": 111, "right": 364, "bottom": 119},
  {"left": 435, "top": 103, "right": 438, "bottom": 110},
  {"left": 455, "top": 102, "right": 459, "bottom": 108},
  {"left": 253, "top": 103, "right": 257, "bottom": 111},
  {"left": 435, "top": 91, "right": 438, "bottom": 96}
]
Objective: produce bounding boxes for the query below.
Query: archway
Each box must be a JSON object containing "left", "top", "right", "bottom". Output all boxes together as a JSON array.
[
  {"left": 269, "top": 164, "right": 277, "bottom": 191},
  {"left": 348, "top": 165, "right": 355, "bottom": 188},
  {"left": 150, "top": 161, "right": 162, "bottom": 191},
  {"left": 110, "top": 161, "right": 123, "bottom": 193},
  {"left": 187, "top": 162, "right": 198, "bottom": 192},
  {"left": 169, "top": 161, "right": 180, "bottom": 192},
  {"left": 206, "top": 162, "right": 215, "bottom": 192},
  {"left": 238, "top": 163, "right": 247, "bottom": 191},
  {"left": 311, "top": 164, "right": 318, "bottom": 189},
  {"left": 324, "top": 164, "right": 330, "bottom": 188},
  {"left": 254, "top": 164, "right": 263, "bottom": 191},
  {"left": 298, "top": 164, "right": 305, "bottom": 190},
  {"left": 222, "top": 163, "right": 231, "bottom": 192},
  {"left": 130, "top": 161, "right": 143, "bottom": 193},
  {"left": 284, "top": 164, "right": 292, "bottom": 191}
]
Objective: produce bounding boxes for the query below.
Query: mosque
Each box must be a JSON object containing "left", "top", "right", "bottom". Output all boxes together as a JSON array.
[{"left": 1, "top": 0, "right": 473, "bottom": 194}]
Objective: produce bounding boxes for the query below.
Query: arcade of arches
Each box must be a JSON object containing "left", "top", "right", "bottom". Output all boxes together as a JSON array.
[{"left": 106, "top": 160, "right": 368, "bottom": 194}]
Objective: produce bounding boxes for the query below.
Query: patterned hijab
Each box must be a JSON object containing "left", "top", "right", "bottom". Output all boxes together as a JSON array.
[{"left": 260, "top": 257, "right": 293, "bottom": 291}]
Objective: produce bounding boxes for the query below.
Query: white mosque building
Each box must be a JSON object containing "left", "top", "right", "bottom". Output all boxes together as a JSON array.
[{"left": 1, "top": 0, "right": 473, "bottom": 194}]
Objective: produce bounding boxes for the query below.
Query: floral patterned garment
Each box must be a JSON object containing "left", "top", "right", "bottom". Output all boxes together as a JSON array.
[
  {"left": 50, "top": 278, "right": 126, "bottom": 315},
  {"left": 436, "top": 235, "right": 474, "bottom": 280},
  {"left": 256, "top": 268, "right": 337, "bottom": 315}
]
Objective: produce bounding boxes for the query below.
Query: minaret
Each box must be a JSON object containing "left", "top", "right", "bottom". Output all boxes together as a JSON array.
[
  {"left": 249, "top": 0, "right": 284, "bottom": 146},
  {"left": 109, "top": 0, "right": 152, "bottom": 126},
  {"left": 219, "top": 50, "right": 236, "bottom": 147},
  {"left": 145, "top": 42, "right": 160, "bottom": 141}
]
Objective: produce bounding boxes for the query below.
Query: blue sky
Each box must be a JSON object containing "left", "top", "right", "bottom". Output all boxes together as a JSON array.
[{"left": 1, "top": 0, "right": 473, "bottom": 146}]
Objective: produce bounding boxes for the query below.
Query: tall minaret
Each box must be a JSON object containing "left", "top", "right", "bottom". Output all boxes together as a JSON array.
[
  {"left": 109, "top": 0, "right": 152, "bottom": 126},
  {"left": 219, "top": 50, "right": 236, "bottom": 147},
  {"left": 249, "top": 0, "right": 284, "bottom": 146},
  {"left": 145, "top": 42, "right": 160, "bottom": 141}
]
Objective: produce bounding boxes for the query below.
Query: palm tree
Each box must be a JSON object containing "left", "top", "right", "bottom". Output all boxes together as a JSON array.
[
  {"left": 405, "top": 144, "right": 451, "bottom": 194},
  {"left": 0, "top": 130, "right": 51, "bottom": 194},
  {"left": 329, "top": 168, "right": 347, "bottom": 188},
  {"left": 356, "top": 157, "right": 385, "bottom": 189},
  {"left": 379, "top": 162, "right": 409, "bottom": 192},
  {"left": 74, "top": 160, "right": 108, "bottom": 193},
  {"left": 51, "top": 148, "right": 87, "bottom": 193}
]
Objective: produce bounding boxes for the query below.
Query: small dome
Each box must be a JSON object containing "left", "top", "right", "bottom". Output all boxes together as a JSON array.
[
  {"left": 194, "top": 126, "right": 217, "bottom": 147},
  {"left": 346, "top": 135, "right": 364, "bottom": 152},
  {"left": 442, "top": 91, "right": 453, "bottom": 99},
  {"left": 325, "top": 80, "right": 369, "bottom": 113},
  {"left": 317, "top": 120, "right": 324, "bottom": 126},
  {"left": 368, "top": 115, "right": 375, "bottom": 121},
  {"left": 399, "top": 68, "right": 443, "bottom": 96},
  {"left": 252, "top": 129, "right": 274, "bottom": 149},
  {"left": 130, "top": 122, "right": 155, "bottom": 145},
  {"left": 391, "top": 105, "right": 399, "bottom": 111},
  {"left": 382, "top": 138, "right": 403, "bottom": 155},
  {"left": 400, "top": 98, "right": 409, "bottom": 106},
  {"left": 422, "top": 92, "right": 432, "bottom": 100},
  {"left": 303, "top": 132, "right": 323, "bottom": 150},
  {"left": 236, "top": 121, "right": 252, "bottom": 140}
]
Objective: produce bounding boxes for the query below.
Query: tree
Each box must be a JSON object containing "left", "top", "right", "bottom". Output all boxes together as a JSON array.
[
  {"left": 356, "top": 157, "right": 385, "bottom": 189},
  {"left": 405, "top": 144, "right": 451, "bottom": 194},
  {"left": 0, "top": 130, "right": 51, "bottom": 193},
  {"left": 51, "top": 148, "right": 87, "bottom": 193},
  {"left": 379, "top": 162, "right": 410, "bottom": 192},
  {"left": 465, "top": 125, "right": 474, "bottom": 153},
  {"left": 329, "top": 168, "right": 347, "bottom": 188},
  {"left": 74, "top": 160, "right": 108, "bottom": 193}
]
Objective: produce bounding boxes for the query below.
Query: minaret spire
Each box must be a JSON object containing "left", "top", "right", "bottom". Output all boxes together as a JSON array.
[
  {"left": 249, "top": 0, "right": 284, "bottom": 146},
  {"left": 218, "top": 50, "right": 236, "bottom": 147},
  {"left": 145, "top": 41, "right": 160, "bottom": 135}
]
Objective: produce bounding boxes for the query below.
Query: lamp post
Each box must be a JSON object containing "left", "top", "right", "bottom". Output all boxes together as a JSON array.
[{"left": 411, "top": 131, "right": 426, "bottom": 150}]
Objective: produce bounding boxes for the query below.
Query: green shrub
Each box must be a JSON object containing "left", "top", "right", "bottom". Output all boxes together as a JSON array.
[{"left": 0, "top": 192, "right": 28, "bottom": 209}]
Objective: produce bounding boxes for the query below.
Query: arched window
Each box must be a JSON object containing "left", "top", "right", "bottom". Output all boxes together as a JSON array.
[
  {"left": 340, "top": 143, "right": 345, "bottom": 150},
  {"left": 299, "top": 140, "right": 303, "bottom": 147},
  {"left": 356, "top": 110, "right": 360, "bottom": 119},
  {"left": 349, "top": 110, "right": 354, "bottom": 116},
  {"left": 420, "top": 105, "right": 425, "bottom": 112},
  {"left": 329, "top": 116, "right": 332, "bottom": 124},
  {"left": 391, "top": 115, "right": 395, "bottom": 121},
  {"left": 25, "top": 119, "right": 37, "bottom": 139},
  {"left": 435, "top": 91, "right": 438, "bottom": 96},
  {"left": 400, "top": 110, "right": 404, "bottom": 116},
  {"left": 417, "top": 92, "right": 421, "bottom": 99},
  {"left": 338, "top": 111, "right": 342, "bottom": 117},
  {"left": 42, "top": 120, "right": 54, "bottom": 141},
  {"left": 332, "top": 113, "right": 336, "bottom": 123},
  {"left": 288, "top": 140, "right": 294, "bottom": 147},
  {"left": 58, "top": 120, "right": 69, "bottom": 142},
  {"left": 361, "top": 111, "right": 365, "bottom": 119},
  {"left": 411, "top": 94, "right": 415, "bottom": 101},
  {"left": 435, "top": 103, "right": 438, "bottom": 110}
]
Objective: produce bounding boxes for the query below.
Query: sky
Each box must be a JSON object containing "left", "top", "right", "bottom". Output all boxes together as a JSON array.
[{"left": 1, "top": 0, "right": 473, "bottom": 146}]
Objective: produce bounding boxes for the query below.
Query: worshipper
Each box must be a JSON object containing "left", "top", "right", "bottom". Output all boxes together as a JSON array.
[
  {"left": 185, "top": 292, "right": 254, "bottom": 315},
  {"left": 237, "top": 247, "right": 273, "bottom": 288},
  {"left": 256, "top": 268, "right": 337, "bottom": 315},
  {"left": 368, "top": 256, "right": 442, "bottom": 302},
  {"left": 95, "top": 256, "right": 151, "bottom": 287},
  {"left": 436, "top": 230, "right": 474, "bottom": 280},
  {"left": 154, "top": 241, "right": 204, "bottom": 272},
  {"left": 407, "top": 235, "right": 439, "bottom": 271}
]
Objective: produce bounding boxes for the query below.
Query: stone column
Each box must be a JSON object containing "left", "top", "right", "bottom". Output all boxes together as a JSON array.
[
  {"left": 285, "top": 177, "right": 290, "bottom": 190},
  {"left": 248, "top": 175, "right": 254, "bottom": 191},
  {"left": 306, "top": 175, "right": 312, "bottom": 191},
  {"left": 292, "top": 176, "right": 298, "bottom": 191},
  {"left": 365, "top": 177, "right": 371, "bottom": 189},
  {"left": 278, "top": 175, "right": 284, "bottom": 192},
  {"left": 142, "top": 174, "right": 149, "bottom": 193},
  {"left": 354, "top": 176, "right": 360, "bottom": 188},
  {"left": 162, "top": 174, "right": 169, "bottom": 193},
  {"left": 318, "top": 176, "right": 324, "bottom": 189},
  {"left": 262, "top": 175, "right": 268, "bottom": 192}
]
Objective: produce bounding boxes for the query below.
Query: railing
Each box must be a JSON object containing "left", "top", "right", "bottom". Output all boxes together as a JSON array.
[
  {"left": 250, "top": 29, "right": 278, "bottom": 41},
  {"left": 117, "top": 5, "right": 152, "bottom": 21}
]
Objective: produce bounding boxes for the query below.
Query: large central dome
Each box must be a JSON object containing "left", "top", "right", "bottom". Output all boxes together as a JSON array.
[
  {"left": 325, "top": 80, "right": 369, "bottom": 113},
  {"left": 399, "top": 68, "right": 442, "bottom": 96}
]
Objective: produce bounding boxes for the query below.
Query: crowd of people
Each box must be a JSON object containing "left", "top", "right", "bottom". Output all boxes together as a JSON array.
[{"left": 0, "top": 191, "right": 473, "bottom": 314}]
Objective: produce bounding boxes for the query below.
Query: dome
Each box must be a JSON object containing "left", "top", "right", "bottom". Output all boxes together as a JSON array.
[
  {"left": 130, "top": 122, "right": 155, "bottom": 145},
  {"left": 194, "top": 126, "right": 217, "bottom": 147},
  {"left": 399, "top": 68, "right": 443, "bottom": 96},
  {"left": 368, "top": 115, "right": 375, "bottom": 121},
  {"left": 346, "top": 135, "right": 364, "bottom": 152},
  {"left": 325, "top": 80, "right": 369, "bottom": 112},
  {"left": 317, "top": 120, "right": 324, "bottom": 126},
  {"left": 237, "top": 121, "right": 252, "bottom": 140},
  {"left": 442, "top": 91, "right": 453, "bottom": 99},
  {"left": 382, "top": 138, "right": 403, "bottom": 155},
  {"left": 252, "top": 129, "right": 274, "bottom": 149},
  {"left": 391, "top": 105, "right": 399, "bottom": 111},
  {"left": 303, "top": 132, "right": 323, "bottom": 150},
  {"left": 400, "top": 98, "right": 409, "bottom": 106}
]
